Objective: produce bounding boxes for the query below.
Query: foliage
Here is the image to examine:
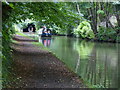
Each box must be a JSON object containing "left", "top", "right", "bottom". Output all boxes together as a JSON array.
[
  {"left": 74, "top": 21, "right": 95, "bottom": 39},
  {"left": 20, "top": 23, "right": 28, "bottom": 29},
  {"left": 2, "top": 2, "right": 83, "bottom": 86},
  {"left": 2, "top": 23, "right": 14, "bottom": 87},
  {"left": 97, "top": 10, "right": 105, "bottom": 15},
  {"left": 96, "top": 26, "right": 118, "bottom": 42},
  {"left": 2, "top": 2, "right": 17, "bottom": 87},
  {"left": 2, "top": 1, "right": 120, "bottom": 88}
]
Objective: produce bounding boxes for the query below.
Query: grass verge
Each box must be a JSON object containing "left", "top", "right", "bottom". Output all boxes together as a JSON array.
[{"left": 15, "top": 32, "right": 28, "bottom": 37}]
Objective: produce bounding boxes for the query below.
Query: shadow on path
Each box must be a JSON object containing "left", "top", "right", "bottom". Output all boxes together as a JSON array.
[{"left": 10, "top": 35, "right": 86, "bottom": 88}]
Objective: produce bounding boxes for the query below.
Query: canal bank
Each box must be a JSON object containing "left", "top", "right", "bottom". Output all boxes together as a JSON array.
[
  {"left": 40, "top": 35, "right": 119, "bottom": 88},
  {"left": 9, "top": 34, "right": 86, "bottom": 88}
]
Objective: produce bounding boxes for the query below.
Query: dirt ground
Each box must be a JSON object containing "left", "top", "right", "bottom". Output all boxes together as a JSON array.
[{"left": 9, "top": 35, "right": 86, "bottom": 88}]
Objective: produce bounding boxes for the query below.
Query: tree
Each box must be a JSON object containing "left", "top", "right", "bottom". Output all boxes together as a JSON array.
[{"left": 2, "top": 2, "right": 84, "bottom": 86}]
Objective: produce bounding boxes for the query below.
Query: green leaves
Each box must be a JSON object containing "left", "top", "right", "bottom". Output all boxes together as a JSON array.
[
  {"left": 97, "top": 10, "right": 104, "bottom": 15},
  {"left": 74, "top": 21, "right": 95, "bottom": 39},
  {"left": 7, "top": 2, "right": 82, "bottom": 29},
  {"left": 9, "top": 3, "right": 14, "bottom": 9},
  {"left": 96, "top": 26, "right": 118, "bottom": 42}
]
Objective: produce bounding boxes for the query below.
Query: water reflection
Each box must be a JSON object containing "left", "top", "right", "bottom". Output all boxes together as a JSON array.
[
  {"left": 40, "top": 37, "right": 52, "bottom": 47},
  {"left": 40, "top": 36, "right": 119, "bottom": 88}
]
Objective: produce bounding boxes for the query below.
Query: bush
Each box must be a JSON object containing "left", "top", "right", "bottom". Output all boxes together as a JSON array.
[
  {"left": 96, "top": 26, "right": 118, "bottom": 42},
  {"left": 74, "top": 21, "right": 95, "bottom": 39},
  {"left": 2, "top": 23, "right": 14, "bottom": 87}
]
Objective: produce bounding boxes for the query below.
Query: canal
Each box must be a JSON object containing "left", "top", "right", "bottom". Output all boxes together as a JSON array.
[{"left": 39, "top": 36, "right": 119, "bottom": 88}]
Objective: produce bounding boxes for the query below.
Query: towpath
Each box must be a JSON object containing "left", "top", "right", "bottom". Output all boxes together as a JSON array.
[{"left": 10, "top": 34, "right": 86, "bottom": 88}]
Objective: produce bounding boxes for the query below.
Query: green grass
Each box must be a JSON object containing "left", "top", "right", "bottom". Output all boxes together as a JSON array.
[
  {"left": 16, "top": 32, "right": 49, "bottom": 51},
  {"left": 11, "top": 39, "right": 18, "bottom": 43},
  {"left": 14, "top": 32, "right": 46, "bottom": 49},
  {"left": 16, "top": 32, "right": 39, "bottom": 40},
  {"left": 16, "top": 32, "right": 27, "bottom": 37}
]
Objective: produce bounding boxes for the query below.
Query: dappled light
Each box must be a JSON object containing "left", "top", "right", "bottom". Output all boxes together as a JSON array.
[{"left": 1, "top": 1, "right": 120, "bottom": 89}]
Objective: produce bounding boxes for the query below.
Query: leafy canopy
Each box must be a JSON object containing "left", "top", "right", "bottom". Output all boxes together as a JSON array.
[{"left": 4, "top": 2, "right": 82, "bottom": 29}]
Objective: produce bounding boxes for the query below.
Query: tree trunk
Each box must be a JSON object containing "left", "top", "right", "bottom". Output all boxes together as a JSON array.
[
  {"left": 95, "top": 2, "right": 98, "bottom": 33},
  {"left": 115, "top": 14, "right": 120, "bottom": 34},
  {"left": 105, "top": 2, "right": 109, "bottom": 28},
  {"left": 76, "top": 3, "right": 81, "bottom": 15},
  {"left": 89, "top": 2, "right": 98, "bottom": 37},
  {"left": 116, "top": 14, "right": 120, "bottom": 27}
]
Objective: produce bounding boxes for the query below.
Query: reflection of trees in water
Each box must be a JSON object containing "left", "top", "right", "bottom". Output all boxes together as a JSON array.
[
  {"left": 49, "top": 37, "right": 118, "bottom": 88},
  {"left": 85, "top": 44, "right": 97, "bottom": 86},
  {"left": 117, "top": 43, "right": 119, "bottom": 88},
  {"left": 75, "top": 41, "right": 118, "bottom": 88},
  {"left": 87, "top": 43, "right": 117, "bottom": 88},
  {"left": 75, "top": 54, "right": 80, "bottom": 73}
]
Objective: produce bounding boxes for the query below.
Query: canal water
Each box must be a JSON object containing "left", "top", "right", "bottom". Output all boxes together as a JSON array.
[{"left": 40, "top": 36, "right": 119, "bottom": 88}]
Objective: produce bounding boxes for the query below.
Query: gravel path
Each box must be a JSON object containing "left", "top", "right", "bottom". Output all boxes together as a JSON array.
[{"left": 11, "top": 35, "right": 86, "bottom": 88}]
